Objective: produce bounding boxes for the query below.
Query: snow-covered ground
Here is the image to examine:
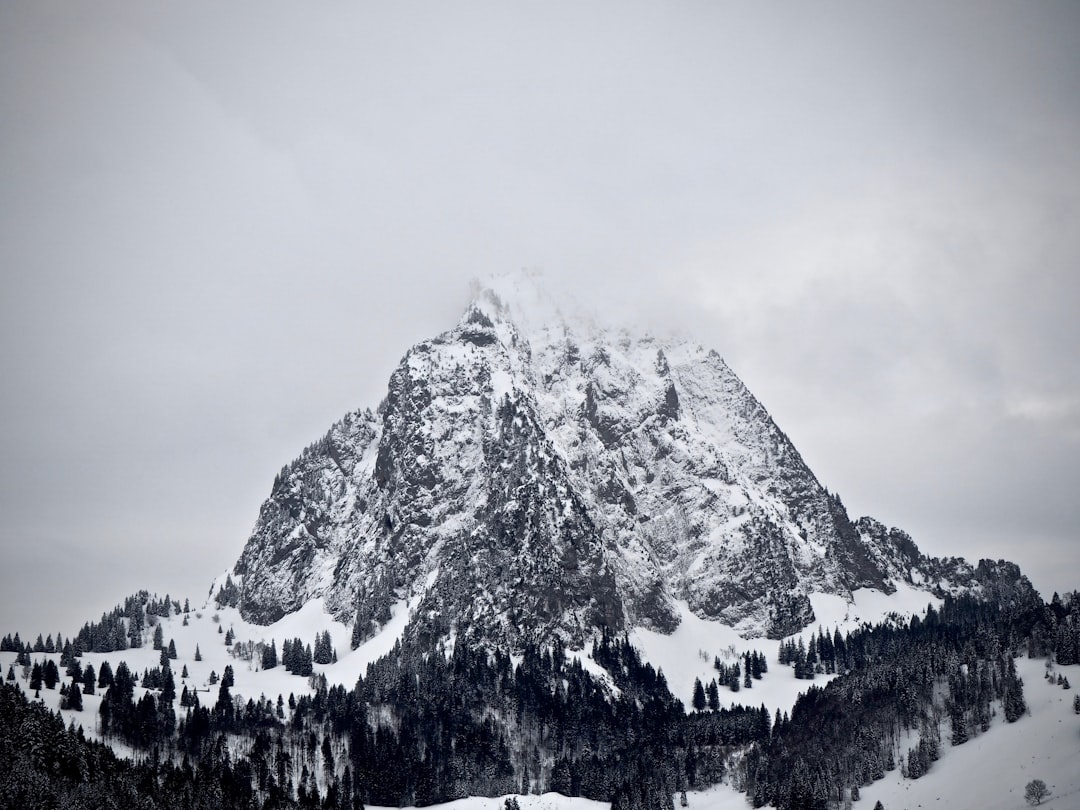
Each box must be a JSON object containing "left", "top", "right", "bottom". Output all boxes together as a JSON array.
[
  {"left": 856, "top": 657, "right": 1080, "bottom": 810},
  {"left": 631, "top": 584, "right": 942, "bottom": 713},
  {"left": 368, "top": 794, "right": 608, "bottom": 810},
  {"left": 4, "top": 587, "right": 1076, "bottom": 810},
  {"left": 3, "top": 580, "right": 941, "bottom": 738},
  {"left": 0, "top": 591, "right": 413, "bottom": 740}
]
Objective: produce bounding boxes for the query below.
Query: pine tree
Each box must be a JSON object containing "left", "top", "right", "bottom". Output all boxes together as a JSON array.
[
  {"left": 262, "top": 640, "right": 278, "bottom": 670},
  {"left": 66, "top": 682, "right": 83, "bottom": 711},
  {"left": 161, "top": 666, "right": 176, "bottom": 702},
  {"left": 194, "top": 644, "right": 202, "bottom": 662},
  {"left": 950, "top": 703, "right": 968, "bottom": 746},
  {"left": 1004, "top": 656, "right": 1027, "bottom": 722},
  {"left": 43, "top": 659, "right": 59, "bottom": 689},
  {"left": 153, "top": 624, "right": 164, "bottom": 650},
  {"left": 167, "top": 639, "right": 177, "bottom": 659},
  {"left": 29, "top": 662, "right": 42, "bottom": 691},
  {"left": 314, "top": 630, "right": 334, "bottom": 665},
  {"left": 692, "top": 678, "right": 706, "bottom": 711},
  {"left": 82, "top": 664, "right": 95, "bottom": 695}
]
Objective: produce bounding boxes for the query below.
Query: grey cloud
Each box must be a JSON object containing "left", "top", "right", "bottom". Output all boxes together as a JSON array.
[{"left": 2, "top": 1, "right": 1078, "bottom": 634}]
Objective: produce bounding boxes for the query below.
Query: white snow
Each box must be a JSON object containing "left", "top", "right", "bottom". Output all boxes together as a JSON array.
[
  {"left": 631, "top": 587, "right": 944, "bottom": 715},
  {"left": 4, "top": 622, "right": 1078, "bottom": 810},
  {"left": 858, "top": 657, "right": 1080, "bottom": 810},
  {"left": 370, "top": 792, "right": 607, "bottom": 810}
]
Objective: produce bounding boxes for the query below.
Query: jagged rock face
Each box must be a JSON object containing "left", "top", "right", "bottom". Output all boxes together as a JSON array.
[{"left": 229, "top": 275, "right": 1031, "bottom": 647}]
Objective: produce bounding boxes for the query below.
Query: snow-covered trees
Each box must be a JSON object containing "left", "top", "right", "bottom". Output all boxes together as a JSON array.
[{"left": 313, "top": 630, "right": 334, "bottom": 665}]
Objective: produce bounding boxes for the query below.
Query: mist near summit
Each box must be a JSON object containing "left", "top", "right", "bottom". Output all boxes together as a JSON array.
[{"left": 1, "top": 1, "right": 1078, "bottom": 634}]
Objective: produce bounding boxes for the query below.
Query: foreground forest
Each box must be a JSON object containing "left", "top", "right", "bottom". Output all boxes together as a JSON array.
[{"left": 2, "top": 588, "right": 1079, "bottom": 810}]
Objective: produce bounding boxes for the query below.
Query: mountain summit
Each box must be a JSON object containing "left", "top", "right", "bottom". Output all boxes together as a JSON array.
[{"left": 225, "top": 273, "right": 1025, "bottom": 648}]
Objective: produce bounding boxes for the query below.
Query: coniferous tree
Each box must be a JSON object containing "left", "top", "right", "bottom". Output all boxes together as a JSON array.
[
  {"left": 97, "top": 660, "right": 114, "bottom": 689},
  {"left": 153, "top": 623, "right": 164, "bottom": 650},
  {"left": 949, "top": 702, "right": 968, "bottom": 746},
  {"left": 262, "top": 639, "right": 278, "bottom": 670},
  {"left": 65, "top": 682, "right": 83, "bottom": 711},
  {"left": 5, "top": 665, "right": 14, "bottom": 682},
  {"left": 81, "top": 664, "right": 95, "bottom": 695},
  {"left": 43, "top": 659, "right": 59, "bottom": 690},
  {"left": 1003, "top": 656, "right": 1027, "bottom": 722},
  {"left": 194, "top": 644, "right": 202, "bottom": 661},
  {"left": 29, "top": 662, "right": 42, "bottom": 692},
  {"left": 692, "top": 678, "right": 706, "bottom": 712},
  {"left": 161, "top": 666, "right": 176, "bottom": 703},
  {"left": 314, "top": 630, "right": 334, "bottom": 665}
]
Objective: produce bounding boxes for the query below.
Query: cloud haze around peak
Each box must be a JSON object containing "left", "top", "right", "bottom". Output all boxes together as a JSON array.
[{"left": 1, "top": 1, "right": 1078, "bottom": 634}]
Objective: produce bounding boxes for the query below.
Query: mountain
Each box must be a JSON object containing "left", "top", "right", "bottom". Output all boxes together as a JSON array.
[
  {"left": 224, "top": 273, "right": 1030, "bottom": 649},
  {"left": 4, "top": 272, "right": 1072, "bottom": 810}
]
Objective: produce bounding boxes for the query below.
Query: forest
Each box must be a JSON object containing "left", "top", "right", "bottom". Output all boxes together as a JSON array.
[{"left": 2, "top": 587, "right": 1078, "bottom": 810}]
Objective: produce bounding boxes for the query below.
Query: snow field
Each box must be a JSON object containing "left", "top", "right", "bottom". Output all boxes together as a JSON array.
[{"left": 631, "top": 585, "right": 943, "bottom": 714}]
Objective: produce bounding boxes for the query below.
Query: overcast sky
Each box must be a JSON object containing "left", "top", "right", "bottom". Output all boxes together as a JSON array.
[{"left": 2, "top": 1, "right": 1078, "bottom": 637}]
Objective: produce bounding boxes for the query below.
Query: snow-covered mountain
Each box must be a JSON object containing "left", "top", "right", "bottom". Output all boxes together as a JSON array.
[{"left": 225, "top": 273, "right": 1031, "bottom": 650}]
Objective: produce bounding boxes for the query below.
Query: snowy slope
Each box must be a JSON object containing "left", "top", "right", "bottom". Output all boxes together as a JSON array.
[{"left": 857, "top": 657, "right": 1080, "bottom": 810}]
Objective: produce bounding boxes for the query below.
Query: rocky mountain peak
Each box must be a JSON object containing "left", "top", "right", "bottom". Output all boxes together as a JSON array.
[{"left": 225, "top": 275, "right": 1034, "bottom": 650}]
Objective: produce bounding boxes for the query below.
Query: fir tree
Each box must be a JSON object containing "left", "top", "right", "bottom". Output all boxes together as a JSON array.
[
  {"left": 691, "top": 678, "right": 706, "bottom": 711},
  {"left": 82, "top": 664, "right": 95, "bottom": 695},
  {"left": 97, "top": 660, "right": 113, "bottom": 689},
  {"left": 262, "top": 640, "right": 278, "bottom": 670},
  {"left": 43, "top": 659, "right": 59, "bottom": 690}
]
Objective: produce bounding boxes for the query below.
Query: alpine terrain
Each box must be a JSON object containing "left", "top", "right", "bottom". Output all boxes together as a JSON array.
[
  {"left": 226, "top": 273, "right": 1028, "bottom": 645},
  {"left": 2, "top": 273, "right": 1077, "bottom": 810}
]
